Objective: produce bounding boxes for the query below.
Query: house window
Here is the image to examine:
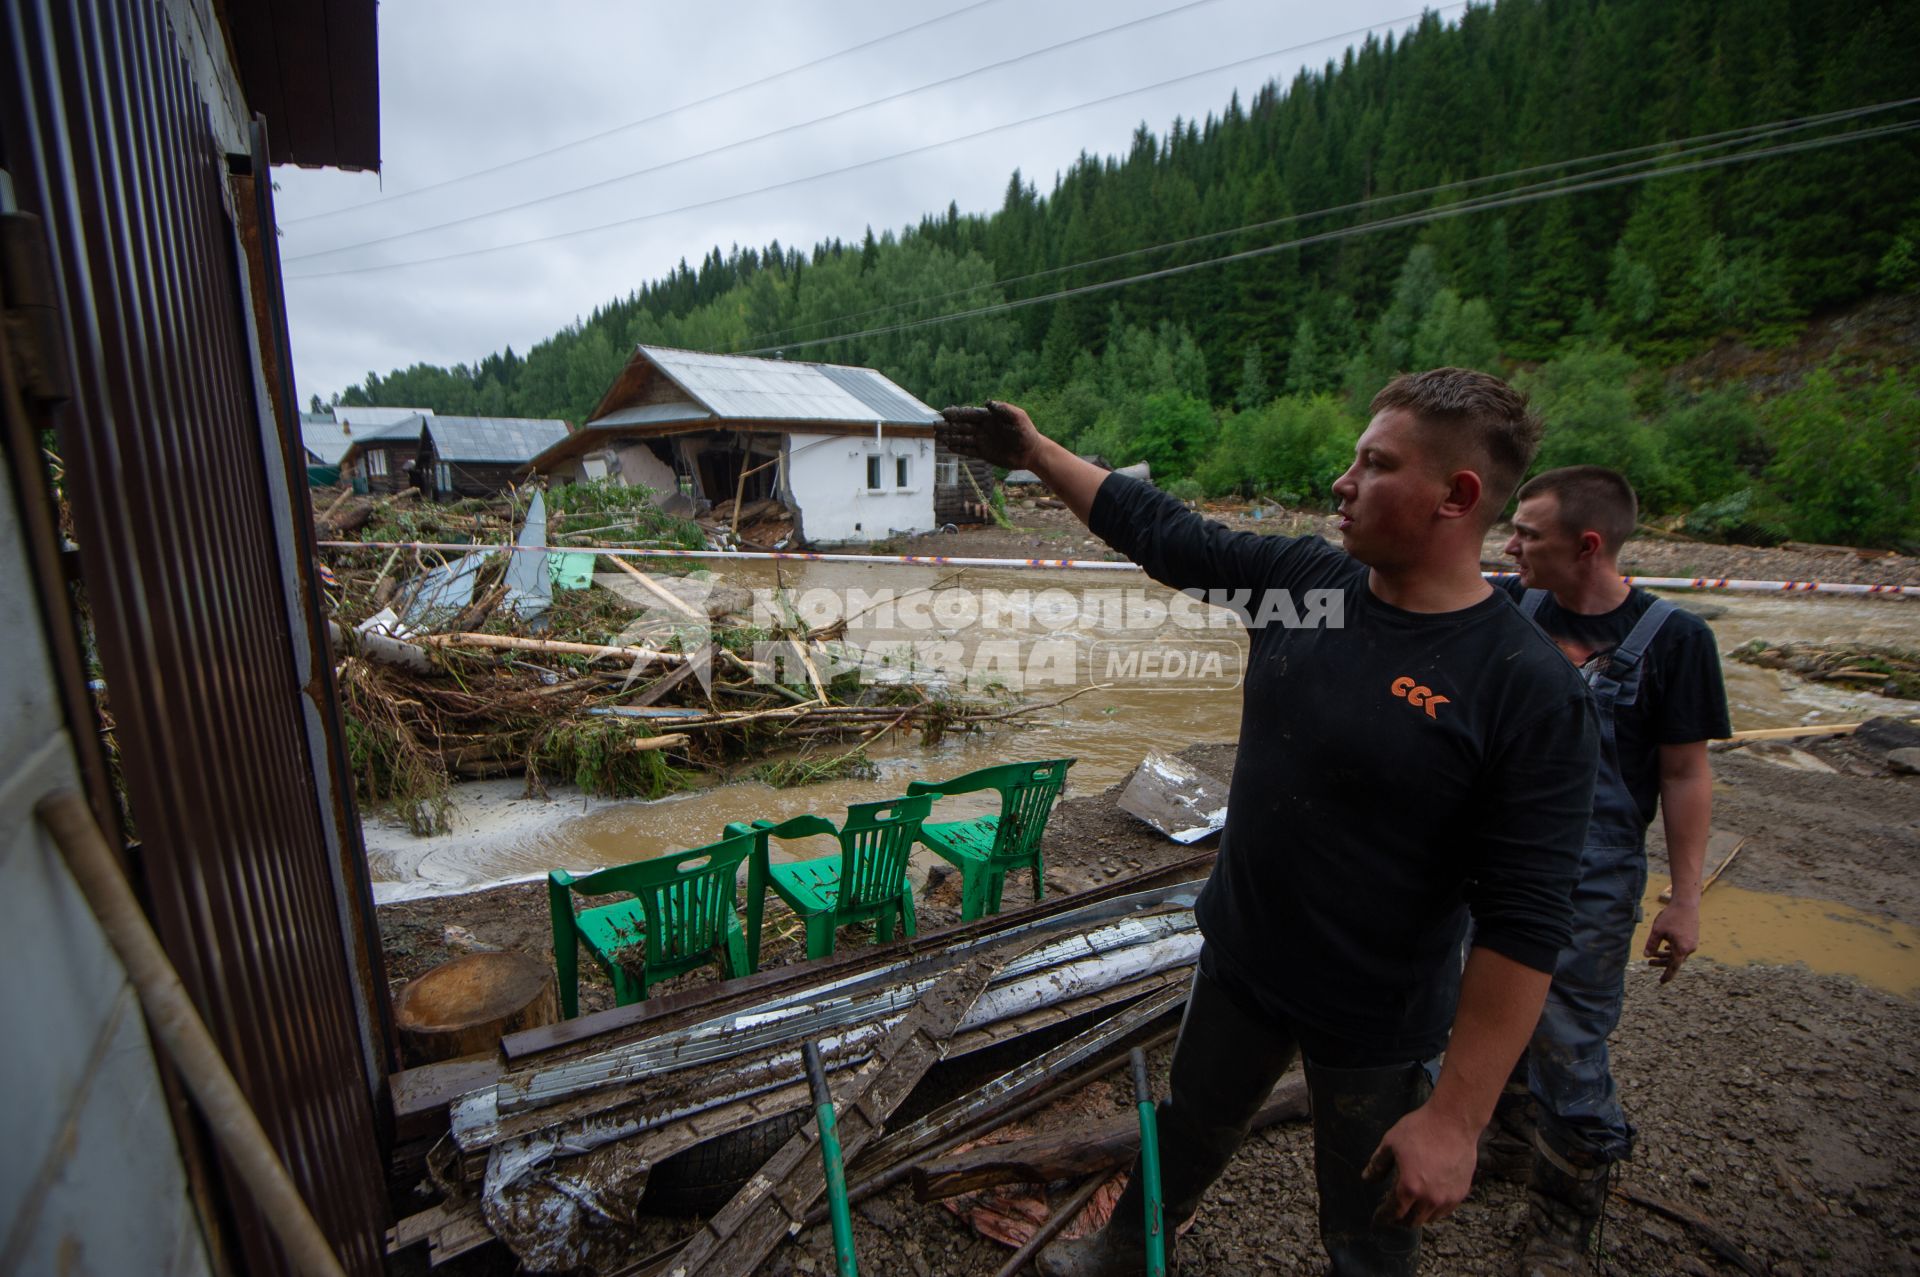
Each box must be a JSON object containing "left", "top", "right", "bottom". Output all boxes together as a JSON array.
[
  {"left": 866, "top": 456, "right": 882, "bottom": 490},
  {"left": 366, "top": 450, "right": 388, "bottom": 478},
  {"left": 435, "top": 462, "right": 453, "bottom": 493},
  {"left": 936, "top": 456, "right": 959, "bottom": 487},
  {"left": 895, "top": 456, "right": 910, "bottom": 488}
]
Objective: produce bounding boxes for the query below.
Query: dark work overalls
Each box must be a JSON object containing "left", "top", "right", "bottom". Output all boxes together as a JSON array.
[{"left": 1517, "top": 589, "right": 1676, "bottom": 1164}]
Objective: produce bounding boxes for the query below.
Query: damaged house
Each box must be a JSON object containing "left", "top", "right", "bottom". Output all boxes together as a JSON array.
[
  {"left": 526, "top": 345, "right": 994, "bottom": 544},
  {"left": 340, "top": 414, "right": 571, "bottom": 500}
]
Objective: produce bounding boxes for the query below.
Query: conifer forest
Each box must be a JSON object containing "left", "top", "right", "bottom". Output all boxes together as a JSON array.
[{"left": 333, "top": 0, "right": 1920, "bottom": 546}]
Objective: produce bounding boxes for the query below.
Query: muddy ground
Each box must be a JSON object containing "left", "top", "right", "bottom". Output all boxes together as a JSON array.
[{"left": 387, "top": 730, "right": 1920, "bottom": 1275}]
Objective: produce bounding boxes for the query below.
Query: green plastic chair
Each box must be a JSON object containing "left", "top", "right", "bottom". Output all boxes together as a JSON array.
[
  {"left": 732, "top": 793, "right": 933, "bottom": 965},
  {"left": 907, "top": 759, "right": 1075, "bottom": 921},
  {"left": 547, "top": 829, "right": 757, "bottom": 1018}
]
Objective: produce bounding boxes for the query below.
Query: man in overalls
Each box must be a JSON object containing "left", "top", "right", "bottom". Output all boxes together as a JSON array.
[{"left": 1499, "top": 465, "right": 1731, "bottom": 1276}]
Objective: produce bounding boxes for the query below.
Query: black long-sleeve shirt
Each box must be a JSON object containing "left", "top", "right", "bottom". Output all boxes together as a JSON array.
[{"left": 1091, "top": 475, "right": 1597, "bottom": 1060}]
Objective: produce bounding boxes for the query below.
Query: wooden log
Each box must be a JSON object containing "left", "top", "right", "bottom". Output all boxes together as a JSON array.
[
  {"left": 603, "top": 553, "right": 706, "bottom": 620},
  {"left": 326, "top": 619, "right": 433, "bottom": 674},
  {"left": 912, "top": 1074, "right": 1307, "bottom": 1201},
  {"left": 623, "top": 733, "right": 689, "bottom": 753},
  {"left": 417, "top": 632, "right": 679, "bottom": 664},
  {"left": 393, "top": 951, "right": 558, "bottom": 1068}
]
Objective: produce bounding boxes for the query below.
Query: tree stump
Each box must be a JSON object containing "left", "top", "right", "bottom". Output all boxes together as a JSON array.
[{"left": 393, "top": 950, "right": 557, "bottom": 1066}]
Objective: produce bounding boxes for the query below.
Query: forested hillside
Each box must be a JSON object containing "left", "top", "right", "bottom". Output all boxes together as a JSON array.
[{"left": 333, "top": 0, "right": 1920, "bottom": 545}]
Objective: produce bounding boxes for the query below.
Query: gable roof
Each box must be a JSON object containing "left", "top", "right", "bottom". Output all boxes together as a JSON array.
[
  {"left": 615, "top": 346, "right": 940, "bottom": 428},
  {"left": 526, "top": 346, "right": 938, "bottom": 473},
  {"left": 334, "top": 405, "right": 434, "bottom": 428},
  {"left": 299, "top": 412, "right": 355, "bottom": 465},
  {"left": 425, "top": 416, "right": 572, "bottom": 464},
  {"left": 336, "top": 414, "right": 428, "bottom": 469}
]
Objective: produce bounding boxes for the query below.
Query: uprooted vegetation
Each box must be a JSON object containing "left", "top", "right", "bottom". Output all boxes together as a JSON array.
[
  {"left": 320, "top": 486, "right": 1025, "bottom": 832},
  {"left": 1731, "top": 638, "right": 1920, "bottom": 700}
]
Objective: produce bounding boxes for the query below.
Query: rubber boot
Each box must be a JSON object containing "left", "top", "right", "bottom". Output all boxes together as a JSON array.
[
  {"left": 1040, "top": 967, "right": 1298, "bottom": 1276},
  {"left": 1034, "top": 1099, "right": 1206, "bottom": 1277},
  {"left": 1306, "top": 1059, "right": 1431, "bottom": 1277},
  {"left": 1518, "top": 1131, "right": 1611, "bottom": 1277}
]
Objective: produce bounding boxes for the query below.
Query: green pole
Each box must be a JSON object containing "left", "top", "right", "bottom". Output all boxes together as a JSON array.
[
  {"left": 1132, "top": 1046, "right": 1166, "bottom": 1277},
  {"left": 803, "top": 1041, "right": 858, "bottom": 1277}
]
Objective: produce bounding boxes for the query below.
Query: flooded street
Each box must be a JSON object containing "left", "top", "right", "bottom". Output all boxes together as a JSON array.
[{"left": 364, "top": 559, "right": 1920, "bottom": 962}]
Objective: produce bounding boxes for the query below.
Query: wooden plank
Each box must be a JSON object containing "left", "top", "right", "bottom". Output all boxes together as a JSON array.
[
  {"left": 603, "top": 553, "right": 707, "bottom": 620},
  {"left": 391, "top": 1056, "right": 507, "bottom": 1144},
  {"left": 914, "top": 1074, "right": 1306, "bottom": 1201},
  {"left": 664, "top": 949, "right": 1012, "bottom": 1276}
]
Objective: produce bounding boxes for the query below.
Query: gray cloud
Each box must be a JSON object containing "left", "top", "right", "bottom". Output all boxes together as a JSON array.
[{"left": 275, "top": 0, "right": 1428, "bottom": 404}]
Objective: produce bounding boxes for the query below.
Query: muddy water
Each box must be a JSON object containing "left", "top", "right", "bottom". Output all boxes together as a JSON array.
[
  {"left": 366, "top": 560, "right": 1920, "bottom": 912},
  {"left": 1640, "top": 875, "right": 1920, "bottom": 997}
]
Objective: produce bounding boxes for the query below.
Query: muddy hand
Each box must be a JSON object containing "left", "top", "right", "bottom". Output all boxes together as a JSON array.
[{"left": 938, "top": 400, "right": 1041, "bottom": 471}]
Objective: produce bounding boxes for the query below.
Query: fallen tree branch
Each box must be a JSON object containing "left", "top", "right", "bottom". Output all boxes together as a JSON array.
[{"left": 1612, "top": 1184, "right": 1768, "bottom": 1275}]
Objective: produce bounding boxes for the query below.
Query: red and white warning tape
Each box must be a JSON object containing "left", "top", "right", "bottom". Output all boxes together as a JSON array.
[{"left": 317, "top": 540, "right": 1920, "bottom": 596}]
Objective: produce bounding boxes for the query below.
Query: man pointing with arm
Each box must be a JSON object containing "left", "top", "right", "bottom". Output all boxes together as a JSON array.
[{"left": 941, "top": 368, "right": 1599, "bottom": 1276}]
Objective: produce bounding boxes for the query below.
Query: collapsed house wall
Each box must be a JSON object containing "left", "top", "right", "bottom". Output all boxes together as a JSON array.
[{"left": 784, "top": 430, "right": 935, "bottom": 543}]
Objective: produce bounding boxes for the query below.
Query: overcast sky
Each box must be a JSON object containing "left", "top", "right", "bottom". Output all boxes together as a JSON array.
[{"left": 275, "top": 0, "right": 1439, "bottom": 406}]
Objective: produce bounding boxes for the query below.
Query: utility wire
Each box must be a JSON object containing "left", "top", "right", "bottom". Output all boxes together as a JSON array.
[
  {"left": 734, "top": 96, "right": 1920, "bottom": 349},
  {"left": 736, "top": 118, "right": 1920, "bottom": 354},
  {"left": 283, "top": 7, "right": 1465, "bottom": 281},
  {"left": 282, "top": 0, "right": 1015, "bottom": 227},
  {"left": 285, "top": 0, "right": 1255, "bottom": 263}
]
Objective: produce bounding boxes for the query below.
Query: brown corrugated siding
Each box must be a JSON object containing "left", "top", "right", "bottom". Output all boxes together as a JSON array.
[{"left": 1, "top": 2, "right": 386, "bottom": 1273}]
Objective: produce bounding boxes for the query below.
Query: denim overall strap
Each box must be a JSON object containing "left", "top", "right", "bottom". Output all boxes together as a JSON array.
[{"left": 1529, "top": 593, "right": 1677, "bottom": 1164}]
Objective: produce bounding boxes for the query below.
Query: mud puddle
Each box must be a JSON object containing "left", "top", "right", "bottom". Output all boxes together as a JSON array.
[{"left": 1640, "top": 874, "right": 1920, "bottom": 997}]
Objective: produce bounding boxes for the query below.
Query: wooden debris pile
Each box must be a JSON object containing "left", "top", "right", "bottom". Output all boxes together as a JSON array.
[
  {"left": 700, "top": 495, "right": 795, "bottom": 550},
  {"left": 315, "top": 485, "right": 1029, "bottom": 831},
  {"left": 386, "top": 864, "right": 1220, "bottom": 1273},
  {"left": 1730, "top": 639, "right": 1920, "bottom": 699}
]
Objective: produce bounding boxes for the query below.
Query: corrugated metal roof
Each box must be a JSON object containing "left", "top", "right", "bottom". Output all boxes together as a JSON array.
[
  {"left": 300, "top": 412, "right": 355, "bottom": 464},
  {"left": 638, "top": 345, "right": 939, "bottom": 426},
  {"left": 358, "top": 414, "right": 429, "bottom": 442},
  {"left": 587, "top": 401, "right": 713, "bottom": 429},
  {"left": 334, "top": 404, "right": 433, "bottom": 427},
  {"left": 426, "top": 416, "right": 572, "bottom": 463}
]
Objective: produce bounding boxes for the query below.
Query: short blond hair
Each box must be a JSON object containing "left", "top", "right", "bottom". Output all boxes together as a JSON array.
[{"left": 1371, "top": 368, "right": 1543, "bottom": 515}]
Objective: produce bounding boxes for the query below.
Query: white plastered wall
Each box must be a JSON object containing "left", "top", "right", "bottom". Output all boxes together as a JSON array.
[
  {"left": 0, "top": 450, "right": 213, "bottom": 1277},
  {"left": 611, "top": 441, "right": 679, "bottom": 496},
  {"left": 782, "top": 430, "right": 935, "bottom": 544}
]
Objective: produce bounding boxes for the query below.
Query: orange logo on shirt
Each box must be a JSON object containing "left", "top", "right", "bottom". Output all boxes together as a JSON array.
[{"left": 1391, "top": 675, "right": 1450, "bottom": 718}]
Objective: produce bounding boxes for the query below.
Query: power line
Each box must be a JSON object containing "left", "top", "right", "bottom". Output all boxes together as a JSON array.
[
  {"left": 736, "top": 118, "right": 1920, "bottom": 355},
  {"left": 285, "top": 0, "right": 1251, "bottom": 264},
  {"left": 282, "top": 7, "right": 1465, "bottom": 281},
  {"left": 733, "top": 96, "right": 1920, "bottom": 350},
  {"left": 281, "top": 0, "right": 1015, "bottom": 228}
]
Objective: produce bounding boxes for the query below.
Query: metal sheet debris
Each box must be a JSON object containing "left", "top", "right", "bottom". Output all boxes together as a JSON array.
[{"left": 1116, "top": 749, "right": 1229, "bottom": 844}]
